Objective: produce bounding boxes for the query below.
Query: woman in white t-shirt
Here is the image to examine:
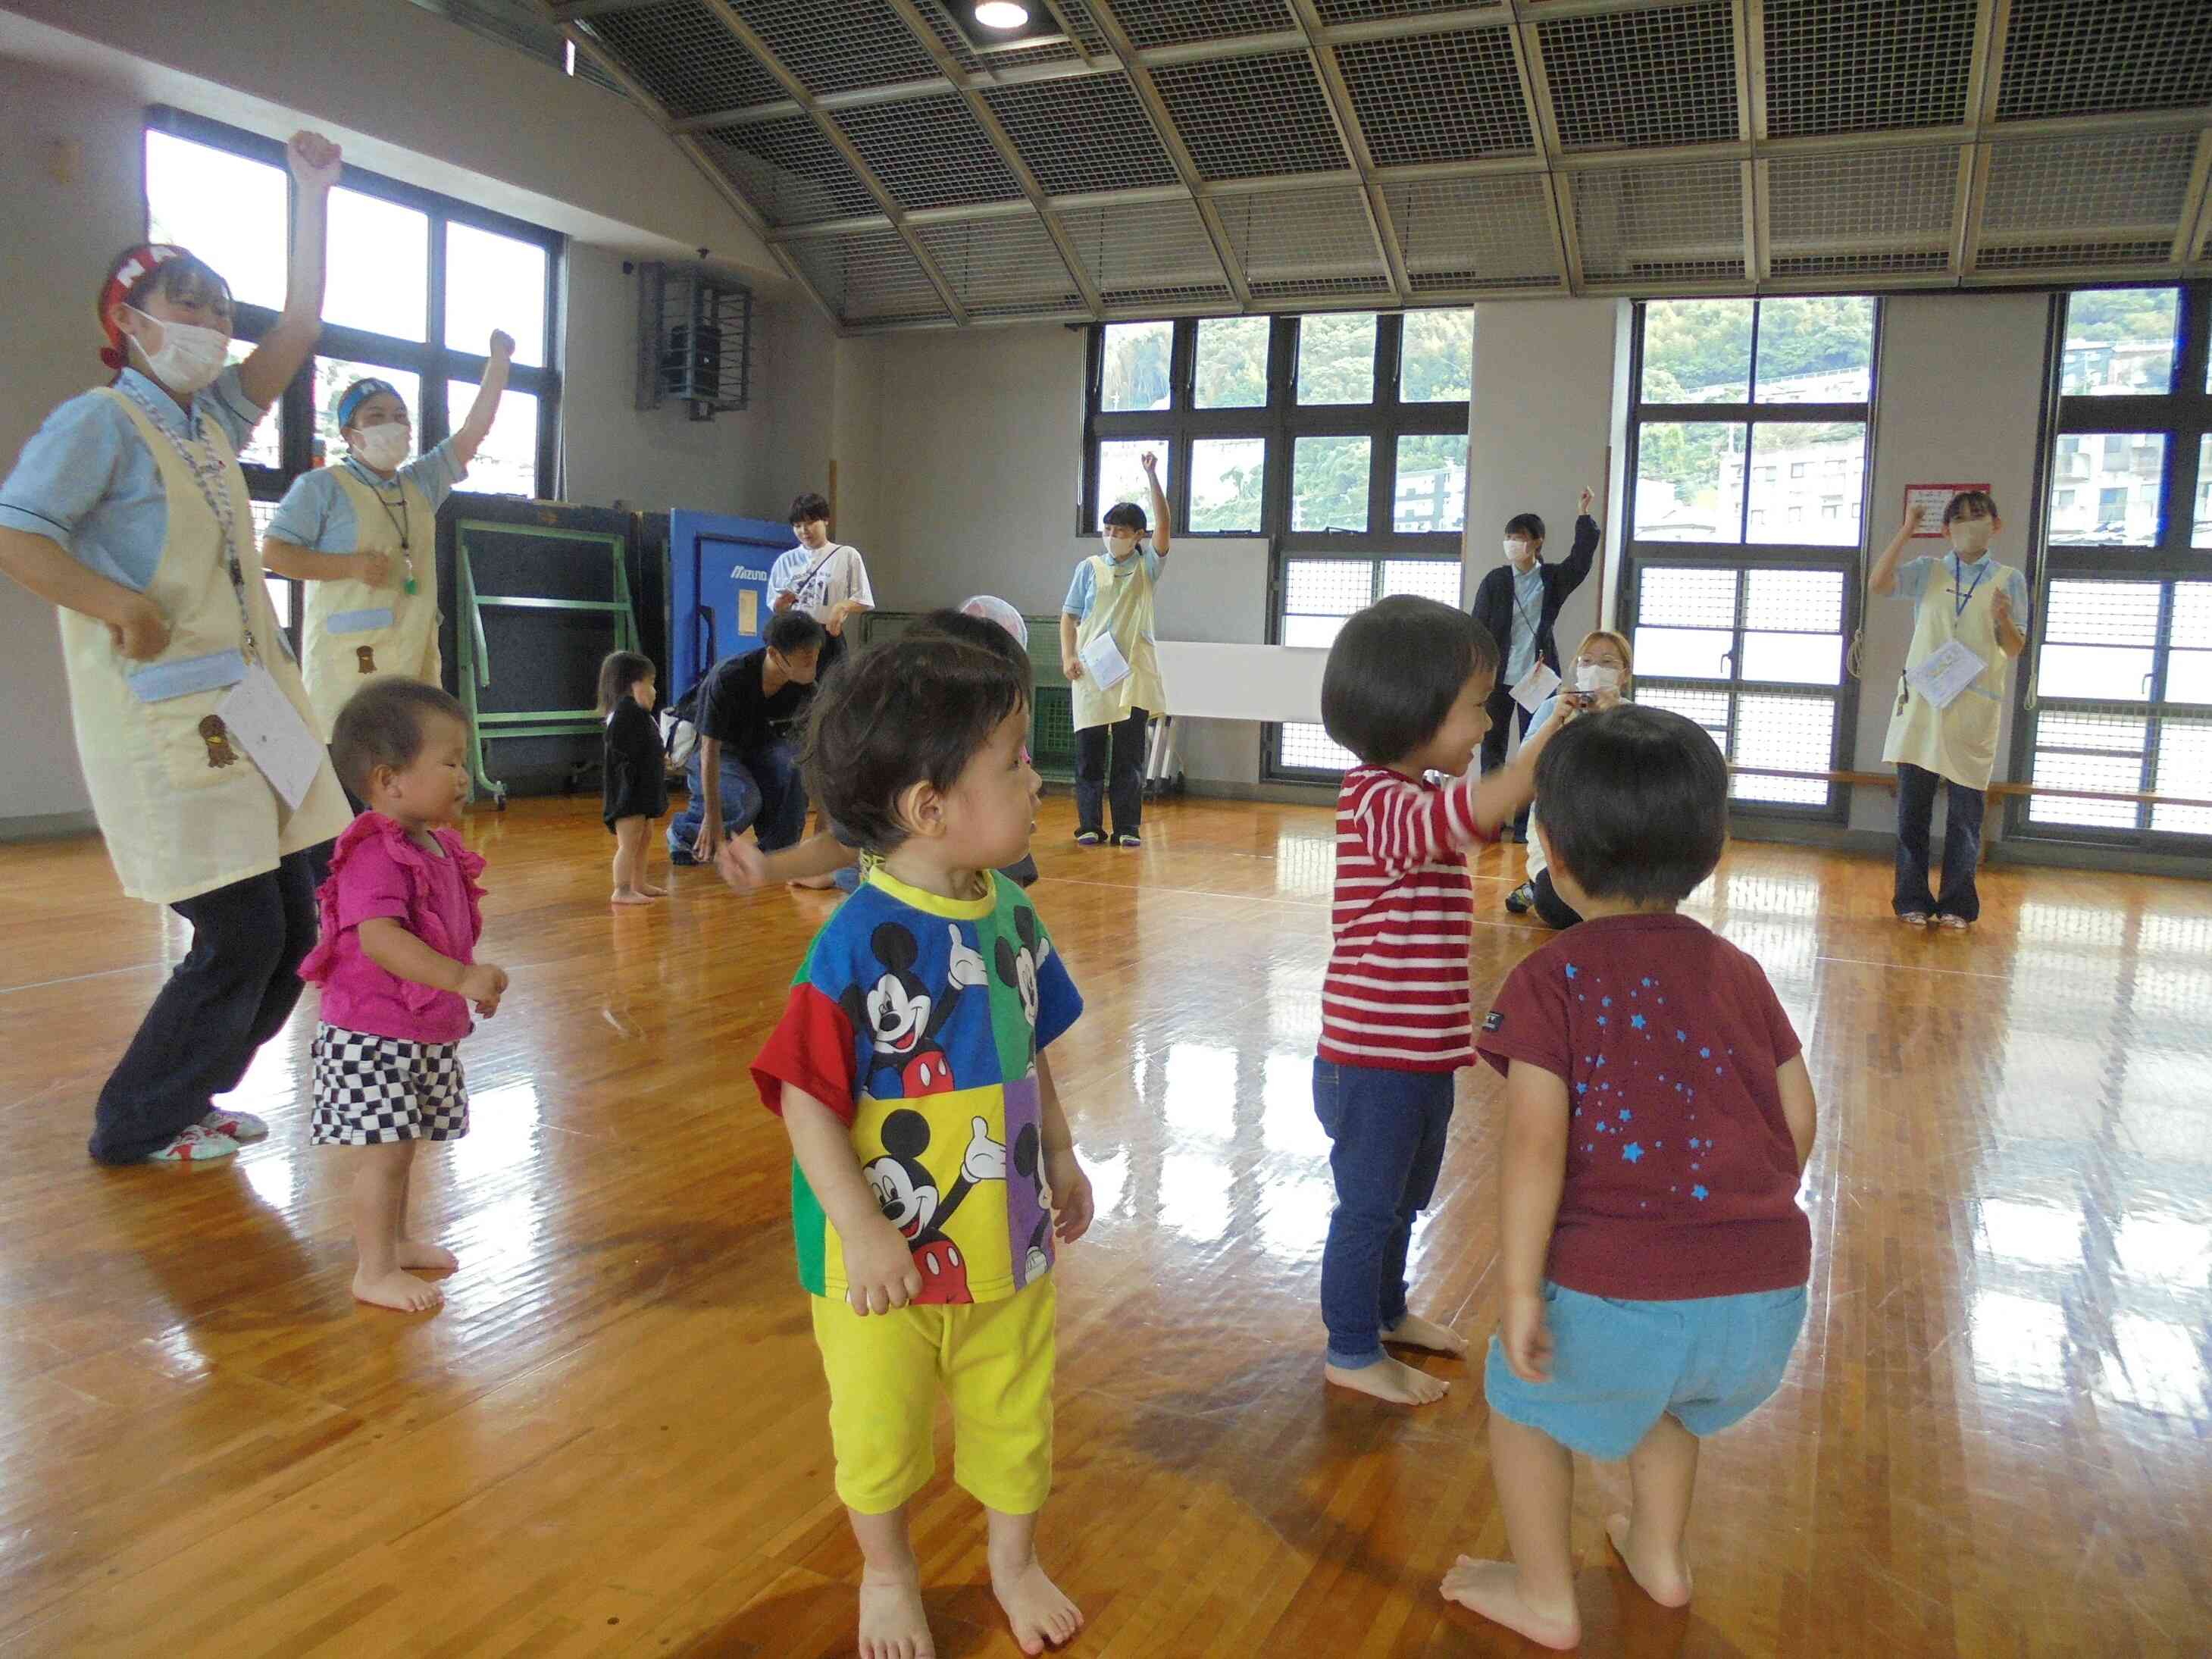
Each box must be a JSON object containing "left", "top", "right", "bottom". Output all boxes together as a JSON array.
[{"left": 767, "top": 490, "right": 871, "bottom": 678}]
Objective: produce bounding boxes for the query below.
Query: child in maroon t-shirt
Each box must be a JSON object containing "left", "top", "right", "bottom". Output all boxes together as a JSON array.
[{"left": 1447, "top": 704, "right": 1819, "bottom": 1651}]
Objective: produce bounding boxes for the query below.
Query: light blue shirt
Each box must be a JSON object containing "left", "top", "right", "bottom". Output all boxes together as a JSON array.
[
  {"left": 1504, "top": 563, "right": 1546, "bottom": 684},
  {"left": 1062, "top": 546, "right": 1160, "bottom": 622},
  {"left": 264, "top": 441, "right": 468, "bottom": 552},
  {"left": 0, "top": 367, "right": 266, "bottom": 591},
  {"left": 1894, "top": 552, "right": 2031, "bottom": 629}
]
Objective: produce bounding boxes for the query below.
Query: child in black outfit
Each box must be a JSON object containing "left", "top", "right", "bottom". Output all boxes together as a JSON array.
[{"left": 600, "top": 650, "right": 669, "bottom": 906}]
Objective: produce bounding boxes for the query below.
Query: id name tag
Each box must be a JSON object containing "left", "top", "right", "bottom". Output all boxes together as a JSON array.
[{"left": 215, "top": 666, "right": 325, "bottom": 811}]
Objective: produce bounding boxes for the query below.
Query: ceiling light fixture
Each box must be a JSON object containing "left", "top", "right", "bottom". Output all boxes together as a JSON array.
[{"left": 974, "top": 2, "right": 1030, "bottom": 29}]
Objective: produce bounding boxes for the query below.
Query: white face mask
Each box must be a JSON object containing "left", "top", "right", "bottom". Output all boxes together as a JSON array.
[
  {"left": 352, "top": 423, "right": 411, "bottom": 471},
  {"left": 1949, "top": 519, "right": 1994, "bottom": 557},
  {"left": 1505, "top": 538, "right": 1534, "bottom": 568},
  {"left": 1575, "top": 662, "right": 1622, "bottom": 693},
  {"left": 128, "top": 307, "right": 228, "bottom": 396}
]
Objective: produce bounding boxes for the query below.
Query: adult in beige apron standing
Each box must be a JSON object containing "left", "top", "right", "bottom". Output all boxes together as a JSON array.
[
  {"left": 1060, "top": 451, "right": 1172, "bottom": 848},
  {"left": 0, "top": 134, "right": 353, "bottom": 1165},
  {"left": 1869, "top": 490, "right": 2030, "bottom": 931}
]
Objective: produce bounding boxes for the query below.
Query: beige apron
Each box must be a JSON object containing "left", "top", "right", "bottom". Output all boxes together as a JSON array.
[
  {"left": 59, "top": 389, "right": 349, "bottom": 904},
  {"left": 1071, "top": 552, "right": 1169, "bottom": 731},
  {"left": 1882, "top": 555, "right": 2016, "bottom": 790},
  {"left": 301, "top": 463, "right": 441, "bottom": 739}
]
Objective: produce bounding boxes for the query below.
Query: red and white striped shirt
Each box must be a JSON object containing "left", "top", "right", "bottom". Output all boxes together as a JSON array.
[{"left": 1319, "top": 765, "right": 1490, "bottom": 1072}]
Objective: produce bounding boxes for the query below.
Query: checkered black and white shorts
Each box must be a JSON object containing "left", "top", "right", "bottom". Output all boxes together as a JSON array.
[{"left": 310, "top": 1024, "right": 469, "bottom": 1146}]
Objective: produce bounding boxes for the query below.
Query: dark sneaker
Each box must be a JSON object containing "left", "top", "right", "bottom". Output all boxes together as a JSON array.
[{"left": 1505, "top": 881, "right": 1534, "bottom": 915}]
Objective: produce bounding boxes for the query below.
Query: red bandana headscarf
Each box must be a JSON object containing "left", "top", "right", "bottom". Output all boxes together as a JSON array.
[{"left": 97, "top": 243, "right": 190, "bottom": 371}]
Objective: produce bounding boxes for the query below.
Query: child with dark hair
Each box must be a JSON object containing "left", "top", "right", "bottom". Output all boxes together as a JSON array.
[
  {"left": 1062, "top": 449, "right": 1172, "bottom": 847},
  {"left": 301, "top": 678, "right": 508, "bottom": 1313},
  {"left": 668, "top": 609, "right": 825, "bottom": 865},
  {"left": 1312, "top": 595, "right": 1567, "bottom": 1406},
  {"left": 1446, "top": 703, "right": 1816, "bottom": 1649},
  {"left": 599, "top": 650, "right": 668, "bottom": 906},
  {"left": 751, "top": 631, "right": 1094, "bottom": 1659}
]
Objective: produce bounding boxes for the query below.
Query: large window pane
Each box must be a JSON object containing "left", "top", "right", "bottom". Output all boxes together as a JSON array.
[
  {"left": 2151, "top": 718, "right": 2212, "bottom": 834},
  {"left": 1634, "top": 565, "right": 1736, "bottom": 678},
  {"left": 1282, "top": 559, "right": 1370, "bottom": 649},
  {"left": 313, "top": 360, "right": 422, "bottom": 471},
  {"left": 144, "top": 131, "right": 288, "bottom": 311},
  {"left": 1193, "top": 316, "right": 1268, "bottom": 409},
  {"left": 1635, "top": 628, "right": 1735, "bottom": 679},
  {"left": 1297, "top": 312, "right": 1377, "bottom": 405},
  {"left": 1731, "top": 694, "right": 1835, "bottom": 806},
  {"left": 1394, "top": 434, "right": 1466, "bottom": 533},
  {"left": 1100, "top": 321, "right": 1172, "bottom": 412},
  {"left": 1753, "top": 297, "right": 1874, "bottom": 403},
  {"left": 448, "top": 381, "right": 540, "bottom": 497},
  {"left": 2029, "top": 745, "right": 2142, "bottom": 828},
  {"left": 446, "top": 223, "right": 548, "bottom": 368},
  {"left": 1292, "top": 435, "right": 1371, "bottom": 531},
  {"left": 2167, "top": 584, "right": 2212, "bottom": 703},
  {"left": 224, "top": 340, "right": 281, "bottom": 470},
  {"left": 2195, "top": 434, "right": 2211, "bottom": 549},
  {"left": 1097, "top": 439, "right": 1168, "bottom": 531},
  {"left": 2038, "top": 579, "right": 2160, "bottom": 701},
  {"left": 2062, "top": 289, "right": 2178, "bottom": 396},
  {"left": 1188, "top": 437, "right": 1265, "bottom": 534},
  {"left": 1400, "top": 309, "right": 1473, "bottom": 404},
  {"left": 1747, "top": 421, "right": 1865, "bottom": 547},
  {"left": 2048, "top": 434, "right": 2165, "bottom": 547},
  {"left": 1635, "top": 421, "right": 1745, "bottom": 542},
  {"left": 1740, "top": 568, "right": 1847, "bottom": 684},
  {"left": 1640, "top": 299, "right": 1751, "bottom": 403},
  {"left": 326, "top": 188, "right": 429, "bottom": 342},
  {"left": 1381, "top": 559, "right": 1461, "bottom": 606},
  {"left": 1281, "top": 723, "right": 1359, "bottom": 771}
]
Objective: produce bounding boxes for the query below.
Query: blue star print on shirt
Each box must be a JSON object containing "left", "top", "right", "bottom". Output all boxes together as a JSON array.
[
  {"left": 1692, "top": 1185, "right": 1709, "bottom": 1201},
  {"left": 1631, "top": 1013, "right": 1647, "bottom": 1031},
  {"left": 1564, "top": 965, "right": 1578, "bottom": 979},
  {"left": 1622, "top": 1142, "right": 1644, "bottom": 1163}
]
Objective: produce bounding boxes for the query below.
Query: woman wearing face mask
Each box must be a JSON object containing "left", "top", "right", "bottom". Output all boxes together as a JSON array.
[
  {"left": 0, "top": 132, "right": 355, "bottom": 1166},
  {"left": 1061, "top": 450, "right": 1172, "bottom": 848},
  {"left": 1469, "top": 487, "right": 1601, "bottom": 841},
  {"left": 1870, "top": 491, "right": 2029, "bottom": 931},
  {"left": 263, "top": 335, "right": 515, "bottom": 750},
  {"left": 1504, "top": 630, "right": 1633, "bottom": 928}
]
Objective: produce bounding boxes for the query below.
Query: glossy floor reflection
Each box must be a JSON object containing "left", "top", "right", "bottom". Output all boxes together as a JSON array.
[{"left": 2, "top": 797, "right": 2207, "bottom": 1655}]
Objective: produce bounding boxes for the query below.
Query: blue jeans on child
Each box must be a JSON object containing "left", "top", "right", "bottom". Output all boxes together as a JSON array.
[
  {"left": 668, "top": 740, "right": 807, "bottom": 862},
  {"left": 1314, "top": 1059, "right": 1456, "bottom": 1369}
]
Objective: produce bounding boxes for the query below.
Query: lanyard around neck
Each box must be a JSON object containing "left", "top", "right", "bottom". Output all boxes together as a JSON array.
[
  {"left": 1948, "top": 556, "right": 1988, "bottom": 621},
  {"left": 119, "top": 380, "right": 258, "bottom": 665}
]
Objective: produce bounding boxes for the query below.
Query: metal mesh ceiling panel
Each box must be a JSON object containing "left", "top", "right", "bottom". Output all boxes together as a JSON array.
[
  {"left": 1766, "top": 147, "right": 1957, "bottom": 279},
  {"left": 699, "top": 117, "right": 880, "bottom": 224},
  {"left": 1539, "top": 2, "right": 1740, "bottom": 152},
  {"left": 1315, "top": 0, "right": 1497, "bottom": 21},
  {"left": 1108, "top": 1, "right": 1291, "bottom": 50},
  {"left": 783, "top": 229, "right": 949, "bottom": 322},
  {"left": 1384, "top": 175, "right": 1560, "bottom": 293},
  {"left": 1043, "top": 0, "right": 1113, "bottom": 54},
  {"left": 1572, "top": 161, "right": 1744, "bottom": 285},
  {"left": 914, "top": 214, "right": 1086, "bottom": 315},
  {"left": 1216, "top": 185, "right": 1391, "bottom": 302},
  {"left": 1060, "top": 199, "right": 1232, "bottom": 308},
  {"left": 1763, "top": 0, "right": 1978, "bottom": 138},
  {"left": 1338, "top": 28, "right": 1533, "bottom": 167},
  {"left": 580, "top": 2, "right": 785, "bottom": 118},
  {"left": 1995, "top": 0, "right": 2212, "bottom": 122},
  {"left": 982, "top": 75, "right": 1181, "bottom": 196},
  {"left": 832, "top": 94, "right": 1025, "bottom": 210},
  {"left": 1979, "top": 131, "right": 2197, "bottom": 271},
  {"left": 721, "top": 0, "right": 938, "bottom": 96},
  {"left": 1151, "top": 52, "right": 1349, "bottom": 180}
]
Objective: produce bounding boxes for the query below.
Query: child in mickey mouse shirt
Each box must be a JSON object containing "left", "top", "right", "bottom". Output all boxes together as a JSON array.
[{"left": 751, "top": 614, "right": 1093, "bottom": 1659}]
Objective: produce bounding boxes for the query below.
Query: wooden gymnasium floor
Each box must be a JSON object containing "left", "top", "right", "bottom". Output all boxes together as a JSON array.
[{"left": 0, "top": 794, "right": 2207, "bottom": 1658}]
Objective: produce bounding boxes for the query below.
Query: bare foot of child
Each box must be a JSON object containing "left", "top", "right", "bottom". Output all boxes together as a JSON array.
[
  {"left": 858, "top": 1570, "right": 936, "bottom": 1659},
  {"left": 1606, "top": 1511, "right": 1693, "bottom": 1607},
  {"left": 1440, "top": 1556, "right": 1580, "bottom": 1650},
  {"left": 991, "top": 1556, "right": 1084, "bottom": 1655},
  {"left": 790, "top": 873, "right": 841, "bottom": 891},
  {"left": 640, "top": 882, "right": 668, "bottom": 897},
  {"left": 611, "top": 887, "right": 652, "bottom": 906},
  {"left": 396, "top": 1239, "right": 459, "bottom": 1274},
  {"left": 352, "top": 1266, "right": 443, "bottom": 1313},
  {"left": 1383, "top": 1312, "right": 1468, "bottom": 1355},
  {"left": 1325, "top": 1354, "right": 1450, "bottom": 1404}
]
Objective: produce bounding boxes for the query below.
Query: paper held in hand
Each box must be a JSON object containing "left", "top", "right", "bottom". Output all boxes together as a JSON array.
[
  {"left": 1510, "top": 661, "right": 1561, "bottom": 714},
  {"left": 216, "top": 665, "right": 326, "bottom": 810},
  {"left": 1078, "top": 632, "right": 1132, "bottom": 690},
  {"left": 1904, "top": 638, "right": 1985, "bottom": 711}
]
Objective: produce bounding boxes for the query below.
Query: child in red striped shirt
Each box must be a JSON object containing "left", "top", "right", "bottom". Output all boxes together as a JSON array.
[{"left": 1314, "top": 596, "right": 1570, "bottom": 1405}]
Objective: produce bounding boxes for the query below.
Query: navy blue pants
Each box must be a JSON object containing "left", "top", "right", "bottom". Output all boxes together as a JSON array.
[
  {"left": 1314, "top": 1059, "right": 1456, "bottom": 1368},
  {"left": 1894, "top": 762, "right": 1985, "bottom": 922},
  {"left": 668, "top": 740, "right": 807, "bottom": 862}
]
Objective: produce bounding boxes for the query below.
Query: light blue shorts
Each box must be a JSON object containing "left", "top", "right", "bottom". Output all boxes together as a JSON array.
[{"left": 1485, "top": 1282, "right": 1807, "bottom": 1461}]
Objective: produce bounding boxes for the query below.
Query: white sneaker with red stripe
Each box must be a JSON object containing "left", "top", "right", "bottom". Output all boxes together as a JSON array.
[
  {"left": 202, "top": 1108, "right": 269, "bottom": 1143},
  {"left": 143, "top": 1125, "right": 240, "bottom": 1163}
]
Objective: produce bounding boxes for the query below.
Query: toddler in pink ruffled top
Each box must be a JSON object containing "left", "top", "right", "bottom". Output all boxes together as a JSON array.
[{"left": 300, "top": 679, "right": 507, "bottom": 1314}]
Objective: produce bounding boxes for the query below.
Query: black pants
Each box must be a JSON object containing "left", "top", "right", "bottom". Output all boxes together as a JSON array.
[
  {"left": 1075, "top": 706, "right": 1149, "bottom": 839},
  {"left": 1530, "top": 868, "right": 1582, "bottom": 931},
  {"left": 89, "top": 848, "right": 324, "bottom": 1163},
  {"left": 1894, "top": 762, "right": 1985, "bottom": 922},
  {"left": 1480, "top": 688, "right": 1536, "bottom": 835}
]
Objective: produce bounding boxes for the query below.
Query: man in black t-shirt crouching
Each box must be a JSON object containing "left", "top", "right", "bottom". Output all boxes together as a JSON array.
[{"left": 668, "top": 610, "right": 824, "bottom": 865}]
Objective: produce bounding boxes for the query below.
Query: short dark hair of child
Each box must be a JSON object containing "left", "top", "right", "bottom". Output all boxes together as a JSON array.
[
  {"left": 765, "top": 609, "right": 827, "bottom": 657},
  {"left": 596, "top": 650, "right": 655, "bottom": 715},
  {"left": 806, "top": 631, "right": 1031, "bottom": 854},
  {"left": 1321, "top": 594, "right": 1500, "bottom": 767},
  {"left": 1505, "top": 512, "right": 1547, "bottom": 544},
  {"left": 910, "top": 607, "right": 1033, "bottom": 681},
  {"left": 1532, "top": 703, "right": 1728, "bottom": 906},
  {"left": 330, "top": 678, "right": 470, "bottom": 803},
  {"left": 1942, "top": 489, "right": 2000, "bottom": 526},
  {"left": 1103, "top": 500, "right": 1148, "bottom": 534},
  {"left": 789, "top": 492, "right": 831, "bottom": 526}
]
